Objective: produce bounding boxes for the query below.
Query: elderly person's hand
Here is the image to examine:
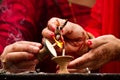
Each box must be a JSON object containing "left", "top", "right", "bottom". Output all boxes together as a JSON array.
[
  {"left": 42, "top": 17, "right": 92, "bottom": 57},
  {"left": 0, "top": 41, "right": 41, "bottom": 73},
  {"left": 68, "top": 35, "right": 120, "bottom": 73}
]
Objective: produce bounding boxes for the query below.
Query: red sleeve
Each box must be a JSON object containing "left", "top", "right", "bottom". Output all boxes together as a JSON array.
[
  {"left": 85, "top": 0, "right": 103, "bottom": 37},
  {"left": 0, "top": 0, "right": 42, "bottom": 54}
]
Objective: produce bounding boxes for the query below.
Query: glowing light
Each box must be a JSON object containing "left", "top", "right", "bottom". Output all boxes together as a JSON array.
[{"left": 53, "top": 37, "right": 63, "bottom": 49}]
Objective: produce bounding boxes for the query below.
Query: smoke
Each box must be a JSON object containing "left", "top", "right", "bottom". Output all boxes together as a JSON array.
[
  {"left": 6, "top": 26, "right": 24, "bottom": 45},
  {"left": 0, "top": 4, "right": 24, "bottom": 45}
]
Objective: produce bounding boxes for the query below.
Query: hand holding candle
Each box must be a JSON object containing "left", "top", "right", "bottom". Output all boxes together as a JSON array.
[
  {"left": 52, "top": 19, "right": 68, "bottom": 56},
  {"left": 42, "top": 17, "right": 91, "bottom": 57},
  {"left": 42, "top": 17, "right": 93, "bottom": 73}
]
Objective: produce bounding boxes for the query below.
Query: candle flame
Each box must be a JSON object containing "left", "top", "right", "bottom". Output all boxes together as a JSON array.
[{"left": 53, "top": 37, "right": 63, "bottom": 48}]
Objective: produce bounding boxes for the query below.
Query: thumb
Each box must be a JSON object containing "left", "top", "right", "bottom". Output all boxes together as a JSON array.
[{"left": 86, "top": 36, "right": 108, "bottom": 49}]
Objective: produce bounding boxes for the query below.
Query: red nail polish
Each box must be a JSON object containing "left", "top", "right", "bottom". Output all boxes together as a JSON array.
[
  {"left": 51, "top": 26, "right": 55, "bottom": 32},
  {"left": 87, "top": 40, "right": 92, "bottom": 46},
  {"left": 61, "top": 29, "right": 64, "bottom": 33},
  {"left": 50, "top": 32, "right": 55, "bottom": 38}
]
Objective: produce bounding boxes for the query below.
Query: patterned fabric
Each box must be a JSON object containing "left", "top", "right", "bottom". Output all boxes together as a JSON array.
[{"left": 0, "top": 0, "right": 91, "bottom": 72}]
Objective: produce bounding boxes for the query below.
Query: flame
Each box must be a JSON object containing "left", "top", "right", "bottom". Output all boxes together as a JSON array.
[{"left": 53, "top": 37, "right": 63, "bottom": 48}]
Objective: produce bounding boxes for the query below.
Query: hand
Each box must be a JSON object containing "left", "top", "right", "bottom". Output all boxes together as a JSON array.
[
  {"left": 68, "top": 35, "right": 120, "bottom": 73},
  {"left": 42, "top": 17, "right": 90, "bottom": 57},
  {"left": 0, "top": 41, "right": 42, "bottom": 73}
]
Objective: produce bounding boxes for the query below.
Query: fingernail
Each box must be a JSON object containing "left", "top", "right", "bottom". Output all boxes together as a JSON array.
[
  {"left": 35, "top": 43, "right": 42, "bottom": 47},
  {"left": 50, "top": 32, "right": 55, "bottom": 38},
  {"left": 51, "top": 26, "right": 55, "bottom": 32},
  {"left": 33, "top": 46, "right": 39, "bottom": 50},
  {"left": 29, "top": 46, "right": 39, "bottom": 53},
  {"left": 87, "top": 40, "right": 92, "bottom": 46},
  {"left": 28, "top": 54, "right": 34, "bottom": 59},
  {"left": 61, "top": 29, "right": 64, "bottom": 33},
  {"left": 49, "top": 24, "right": 56, "bottom": 32}
]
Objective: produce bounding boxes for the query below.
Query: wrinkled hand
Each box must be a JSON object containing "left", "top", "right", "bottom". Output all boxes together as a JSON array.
[
  {"left": 68, "top": 35, "right": 120, "bottom": 73},
  {"left": 42, "top": 17, "right": 90, "bottom": 57},
  {"left": 0, "top": 41, "right": 41, "bottom": 73}
]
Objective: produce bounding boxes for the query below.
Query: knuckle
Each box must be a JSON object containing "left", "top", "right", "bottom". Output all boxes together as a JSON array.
[{"left": 11, "top": 43, "right": 18, "bottom": 51}]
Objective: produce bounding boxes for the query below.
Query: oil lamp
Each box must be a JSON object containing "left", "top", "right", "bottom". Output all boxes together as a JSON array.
[
  {"left": 37, "top": 19, "right": 73, "bottom": 74},
  {"left": 51, "top": 19, "right": 74, "bottom": 74}
]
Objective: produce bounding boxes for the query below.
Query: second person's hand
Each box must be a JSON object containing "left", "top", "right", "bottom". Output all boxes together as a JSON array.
[
  {"left": 68, "top": 35, "right": 120, "bottom": 73},
  {"left": 0, "top": 41, "right": 42, "bottom": 73},
  {"left": 42, "top": 17, "right": 91, "bottom": 57}
]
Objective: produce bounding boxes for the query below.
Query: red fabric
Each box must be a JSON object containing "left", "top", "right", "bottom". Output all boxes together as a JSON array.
[
  {"left": 86, "top": 0, "right": 120, "bottom": 73},
  {"left": 0, "top": 0, "right": 91, "bottom": 73}
]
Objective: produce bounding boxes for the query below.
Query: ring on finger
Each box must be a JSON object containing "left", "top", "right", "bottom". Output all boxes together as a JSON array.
[{"left": 86, "top": 67, "right": 91, "bottom": 74}]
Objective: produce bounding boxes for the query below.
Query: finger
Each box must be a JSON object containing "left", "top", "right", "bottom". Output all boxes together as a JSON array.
[
  {"left": 68, "top": 56, "right": 87, "bottom": 69},
  {"left": 48, "top": 17, "right": 85, "bottom": 39},
  {"left": 5, "top": 59, "right": 38, "bottom": 73},
  {"left": 16, "top": 59, "right": 39, "bottom": 69},
  {"left": 68, "top": 68, "right": 89, "bottom": 73},
  {"left": 47, "top": 17, "right": 66, "bottom": 31},
  {"left": 48, "top": 17, "right": 73, "bottom": 37},
  {"left": 3, "top": 52, "right": 35, "bottom": 63},
  {"left": 42, "top": 27, "right": 55, "bottom": 40},
  {"left": 4, "top": 42, "right": 41, "bottom": 54},
  {"left": 86, "top": 36, "right": 108, "bottom": 49},
  {"left": 68, "top": 52, "right": 93, "bottom": 69},
  {"left": 68, "top": 45, "right": 109, "bottom": 71},
  {"left": 17, "top": 41, "right": 42, "bottom": 47}
]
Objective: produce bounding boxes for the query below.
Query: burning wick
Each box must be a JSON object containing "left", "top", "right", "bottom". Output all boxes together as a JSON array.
[
  {"left": 53, "top": 37, "right": 63, "bottom": 48},
  {"left": 53, "top": 19, "right": 68, "bottom": 56}
]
